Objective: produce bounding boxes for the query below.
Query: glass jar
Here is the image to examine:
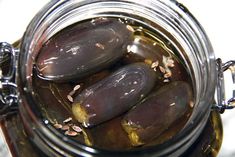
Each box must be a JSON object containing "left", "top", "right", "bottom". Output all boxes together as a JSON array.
[{"left": 0, "top": 0, "right": 234, "bottom": 156}]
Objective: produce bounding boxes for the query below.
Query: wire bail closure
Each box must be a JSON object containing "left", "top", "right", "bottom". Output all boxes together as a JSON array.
[
  {"left": 0, "top": 42, "right": 18, "bottom": 119},
  {"left": 214, "top": 58, "right": 235, "bottom": 113}
]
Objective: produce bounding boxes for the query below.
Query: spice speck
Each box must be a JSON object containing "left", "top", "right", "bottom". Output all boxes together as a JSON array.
[
  {"left": 151, "top": 61, "right": 159, "bottom": 69},
  {"left": 72, "top": 125, "right": 83, "bottom": 133},
  {"left": 67, "top": 95, "right": 73, "bottom": 102},
  {"left": 95, "top": 43, "right": 105, "bottom": 50},
  {"left": 63, "top": 117, "right": 73, "bottom": 123},
  {"left": 65, "top": 130, "right": 78, "bottom": 136},
  {"left": 73, "top": 84, "right": 81, "bottom": 91},
  {"left": 159, "top": 66, "right": 166, "bottom": 74},
  {"left": 126, "top": 25, "right": 135, "bottom": 32},
  {"left": 54, "top": 123, "right": 63, "bottom": 129}
]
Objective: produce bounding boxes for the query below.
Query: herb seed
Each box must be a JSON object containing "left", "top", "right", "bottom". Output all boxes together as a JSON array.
[
  {"left": 63, "top": 117, "right": 73, "bottom": 123},
  {"left": 95, "top": 43, "right": 105, "bottom": 50},
  {"left": 72, "top": 125, "right": 83, "bottom": 133},
  {"left": 65, "top": 130, "right": 78, "bottom": 136},
  {"left": 67, "top": 95, "right": 73, "bottom": 102},
  {"left": 73, "top": 84, "right": 81, "bottom": 91},
  {"left": 151, "top": 61, "right": 159, "bottom": 69},
  {"left": 164, "top": 72, "right": 172, "bottom": 78},
  {"left": 126, "top": 25, "right": 135, "bottom": 32},
  {"left": 159, "top": 66, "right": 166, "bottom": 74},
  {"left": 163, "top": 79, "right": 170, "bottom": 83},
  {"left": 54, "top": 123, "right": 63, "bottom": 129},
  {"left": 189, "top": 101, "right": 194, "bottom": 108}
]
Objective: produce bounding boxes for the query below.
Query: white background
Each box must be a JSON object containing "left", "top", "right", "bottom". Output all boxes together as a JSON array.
[{"left": 0, "top": 0, "right": 235, "bottom": 156}]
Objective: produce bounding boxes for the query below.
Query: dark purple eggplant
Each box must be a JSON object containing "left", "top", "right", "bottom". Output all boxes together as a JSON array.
[
  {"left": 36, "top": 18, "right": 133, "bottom": 82},
  {"left": 121, "top": 81, "right": 193, "bottom": 146},
  {"left": 72, "top": 63, "right": 156, "bottom": 127}
]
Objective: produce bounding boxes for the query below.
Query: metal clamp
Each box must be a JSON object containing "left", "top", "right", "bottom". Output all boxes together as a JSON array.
[
  {"left": 0, "top": 42, "right": 18, "bottom": 119},
  {"left": 214, "top": 58, "right": 235, "bottom": 113}
]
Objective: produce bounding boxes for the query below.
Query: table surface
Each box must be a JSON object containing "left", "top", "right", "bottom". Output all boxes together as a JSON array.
[{"left": 0, "top": 0, "right": 235, "bottom": 156}]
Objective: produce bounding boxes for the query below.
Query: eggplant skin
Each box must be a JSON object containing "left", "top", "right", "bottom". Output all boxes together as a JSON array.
[
  {"left": 72, "top": 63, "right": 157, "bottom": 127},
  {"left": 122, "top": 81, "right": 193, "bottom": 146},
  {"left": 36, "top": 18, "right": 133, "bottom": 82}
]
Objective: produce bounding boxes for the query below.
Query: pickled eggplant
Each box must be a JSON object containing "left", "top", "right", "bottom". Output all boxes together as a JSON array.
[
  {"left": 36, "top": 18, "right": 133, "bottom": 82},
  {"left": 72, "top": 63, "right": 156, "bottom": 127},
  {"left": 32, "top": 17, "right": 195, "bottom": 150},
  {"left": 121, "top": 81, "right": 193, "bottom": 146}
]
